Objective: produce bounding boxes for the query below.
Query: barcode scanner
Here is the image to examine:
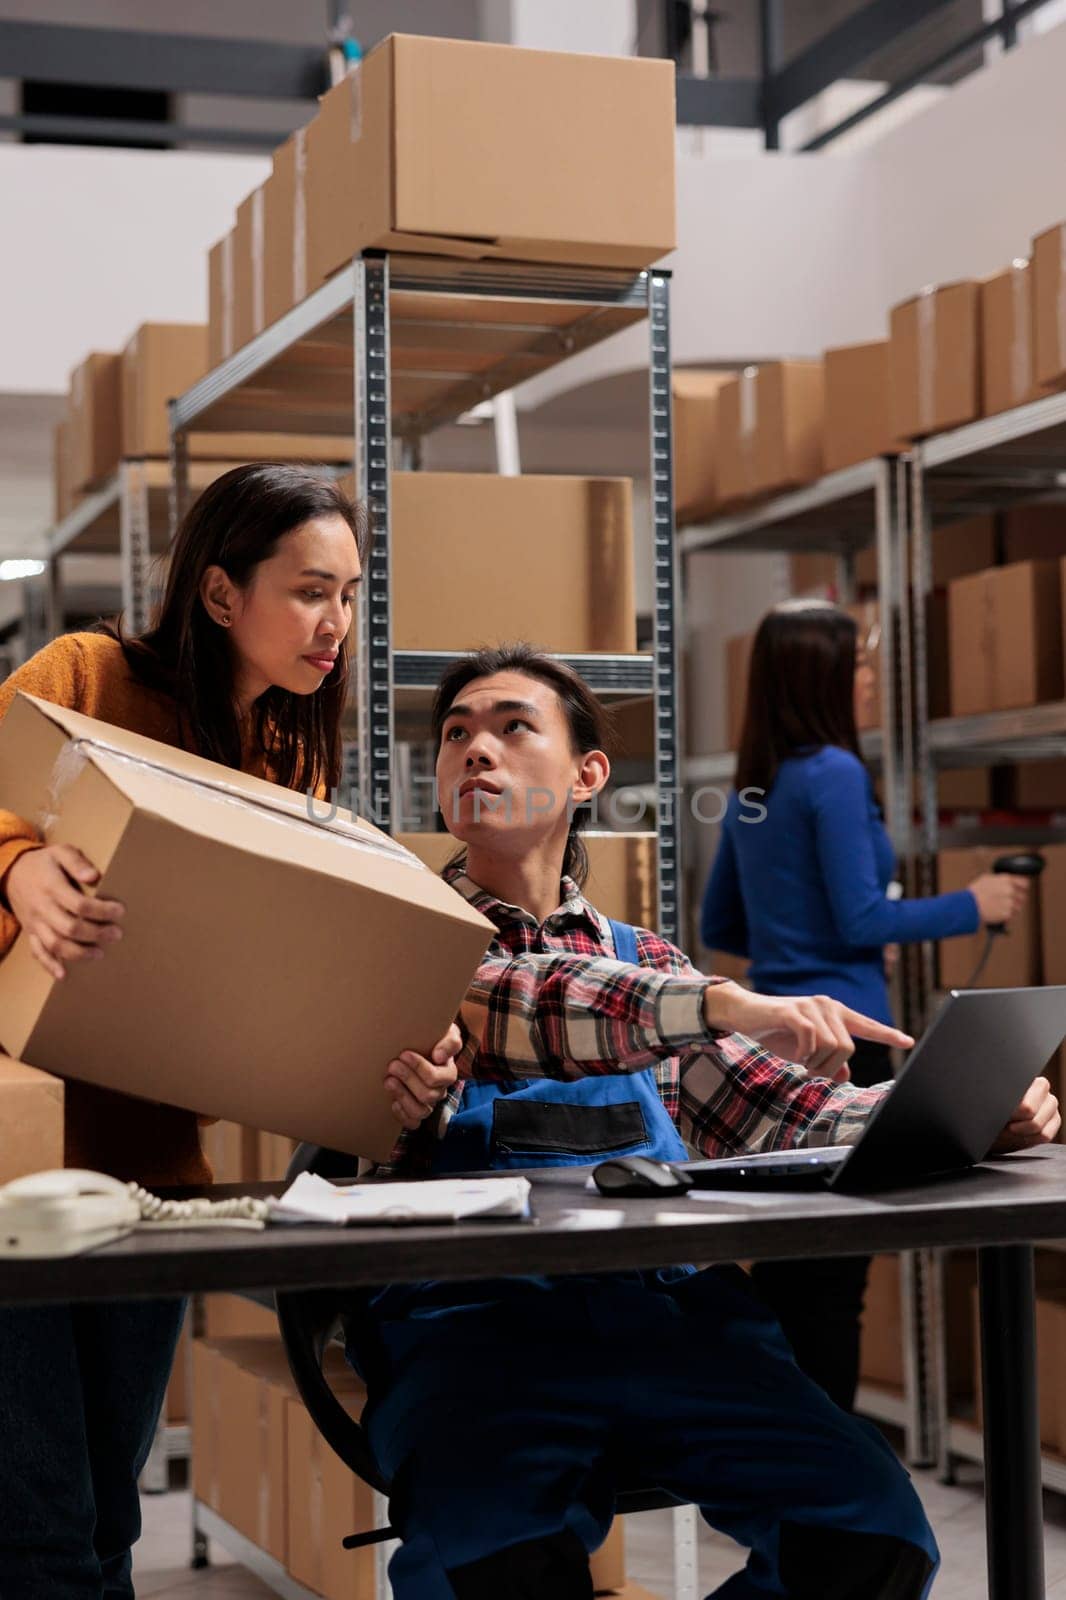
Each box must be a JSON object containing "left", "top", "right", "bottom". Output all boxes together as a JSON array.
[{"left": 965, "top": 851, "right": 1045, "bottom": 986}]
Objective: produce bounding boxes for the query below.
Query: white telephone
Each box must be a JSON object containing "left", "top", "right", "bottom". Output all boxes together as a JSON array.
[
  {"left": 0, "top": 1169, "right": 141, "bottom": 1258},
  {"left": 0, "top": 1170, "right": 270, "bottom": 1258}
]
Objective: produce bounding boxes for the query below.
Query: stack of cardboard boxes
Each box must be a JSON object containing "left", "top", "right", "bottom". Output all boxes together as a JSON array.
[
  {"left": 207, "top": 34, "right": 676, "bottom": 365},
  {"left": 191, "top": 1329, "right": 632, "bottom": 1598}
]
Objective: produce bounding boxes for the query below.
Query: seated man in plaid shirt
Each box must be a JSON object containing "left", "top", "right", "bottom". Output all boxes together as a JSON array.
[{"left": 349, "top": 644, "right": 1057, "bottom": 1600}]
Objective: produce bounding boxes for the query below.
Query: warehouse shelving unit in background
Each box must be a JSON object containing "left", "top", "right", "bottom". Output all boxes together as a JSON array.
[
  {"left": 678, "top": 454, "right": 938, "bottom": 1464},
  {"left": 169, "top": 252, "right": 681, "bottom": 938},
  {"left": 170, "top": 249, "right": 685, "bottom": 1600},
  {"left": 909, "top": 392, "right": 1066, "bottom": 1493}
]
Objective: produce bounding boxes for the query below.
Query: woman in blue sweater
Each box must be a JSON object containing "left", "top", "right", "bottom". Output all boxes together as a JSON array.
[{"left": 700, "top": 599, "right": 1029, "bottom": 1410}]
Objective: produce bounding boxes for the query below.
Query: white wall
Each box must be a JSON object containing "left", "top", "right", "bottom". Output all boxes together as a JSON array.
[{"left": 0, "top": 145, "right": 268, "bottom": 392}]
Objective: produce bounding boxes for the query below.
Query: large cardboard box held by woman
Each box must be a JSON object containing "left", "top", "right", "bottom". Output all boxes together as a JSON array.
[{"left": 0, "top": 696, "right": 491, "bottom": 1164}]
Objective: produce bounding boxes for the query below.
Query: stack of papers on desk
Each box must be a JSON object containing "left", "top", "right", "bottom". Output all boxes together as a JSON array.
[{"left": 269, "top": 1171, "right": 532, "bottom": 1227}]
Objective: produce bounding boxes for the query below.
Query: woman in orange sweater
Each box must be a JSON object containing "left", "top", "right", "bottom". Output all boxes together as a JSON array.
[{"left": 0, "top": 463, "right": 458, "bottom": 1598}]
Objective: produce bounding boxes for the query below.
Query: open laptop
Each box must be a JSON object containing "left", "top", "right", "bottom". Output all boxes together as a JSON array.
[{"left": 678, "top": 987, "right": 1066, "bottom": 1193}]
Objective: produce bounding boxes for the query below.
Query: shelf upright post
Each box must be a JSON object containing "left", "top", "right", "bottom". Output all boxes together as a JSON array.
[
  {"left": 648, "top": 269, "right": 682, "bottom": 944},
  {"left": 908, "top": 448, "right": 939, "bottom": 1018},
  {"left": 119, "top": 460, "right": 152, "bottom": 634},
  {"left": 354, "top": 255, "right": 396, "bottom": 832},
  {"left": 44, "top": 556, "right": 63, "bottom": 643}
]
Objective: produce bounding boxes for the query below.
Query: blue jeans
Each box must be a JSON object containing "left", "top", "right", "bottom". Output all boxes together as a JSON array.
[
  {"left": 354, "top": 1266, "right": 938, "bottom": 1599},
  {"left": 0, "top": 1300, "right": 184, "bottom": 1598}
]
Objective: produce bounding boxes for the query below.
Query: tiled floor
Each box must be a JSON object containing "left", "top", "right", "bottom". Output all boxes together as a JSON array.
[{"left": 134, "top": 1460, "right": 1066, "bottom": 1598}]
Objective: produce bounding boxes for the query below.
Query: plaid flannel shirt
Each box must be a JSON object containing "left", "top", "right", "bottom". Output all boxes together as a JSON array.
[{"left": 379, "top": 863, "right": 890, "bottom": 1175}]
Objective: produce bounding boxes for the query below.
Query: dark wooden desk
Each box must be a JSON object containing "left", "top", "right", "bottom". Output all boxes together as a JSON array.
[{"left": 4, "top": 1146, "right": 1066, "bottom": 1599}]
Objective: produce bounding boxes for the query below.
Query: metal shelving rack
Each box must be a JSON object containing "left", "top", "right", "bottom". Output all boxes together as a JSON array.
[
  {"left": 909, "top": 392, "right": 1066, "bottom": 1491},
  {"left": 168, "top": 249, "right": 685, "bottom": 1600},
  {"left": 678, "top": 454, "right": 936, "bottom": 1463},
  {"left": 169, "top": 251, "right": 681, "bottom": 937}
]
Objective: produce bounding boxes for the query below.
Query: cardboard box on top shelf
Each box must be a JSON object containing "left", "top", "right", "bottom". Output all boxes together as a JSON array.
[
  {"left": 263, "top": 127, "right": 311, "bottom": 326},
  {"left": 0, "top": 696, "right": 492, "bottom": 1165},
  {"left": 859, "top": 1254, "right": 903, "bottom": 1391},
  {"left": 948, "top": 560, "right": 1064, "bottom": 717},
  {"left": 725, "top": 631, "right": 754, "bottom": 751},
  {"left": 754, "top": 361, "right": 824, "bottom": 499},
  {"left": 1004, "top": 504, "right": 1066, "bottom": 564},
  {"left": 921, "top": 769, "right": 993, "bottom": 812},
  {"left": 823, "top": 340, "right": 901, "bottom": 473},
  {"left": 610, "top": 697, "right": 654, "bottom": 763},
  {"left": 52, "top": 417, "right": 78, "bottom": 524},
  {"left": 232, "top": 188, "right": 267, "bottom": 355},
  {"left": 0, "top": 1056, "right": 64, "bottom": 1186},
  {"left": 716, "top": 370, "right": 760, "bottom": 507},
  {"left": 981, "top": 260, "right": 1041, "bottom": 417},
  {"left": 1039, "top": 844, "right": 1066, "bottom": 987},
  {"left": 889, "top": 282, "right": 980, "bottom": 441},
  {"left": 1032, "top": 221, "right": 1066, "bottom": 391},
  {"left": 69, "top": 352, "right": 122, "bottom": 491},
  {"left": 121, "top": 323, "right": 207, "bottom": 458},
  {"left": 672, "top": 370, "right": 735, "bottom": 526},
  {"left": 937, "top": 846, "right": 1041, "bottom": 990},
  {"left": 377, "top": 471, "right": 636, "bottom": 654},
  {"left": 306, "top": 35, "right": 676, "bottom": 290},
  {"left": 1002, "top": 760, "right": 1066, "bottom": 813},
  {"left": 207, "top": 234, "right": 235, "bottom": 370},
  {"left": 854, "top": 513, "right": 996, "bottom": 591}
]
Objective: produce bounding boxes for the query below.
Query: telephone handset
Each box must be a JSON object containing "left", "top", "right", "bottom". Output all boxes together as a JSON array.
[{"left": 0, "top": 1169, "right": 270, "bottom": 1258}]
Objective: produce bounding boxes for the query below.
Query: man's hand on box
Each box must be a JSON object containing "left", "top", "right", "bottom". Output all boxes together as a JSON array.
[
  {"left": 990, "top": 1075, "right": 1061, "bottom": 1154},
  {"left": 384, "top": 1022, "right": 462, "bottom": 1132},
  {"left": 5, "top": 844, "right": 125, "bottom": 982}
]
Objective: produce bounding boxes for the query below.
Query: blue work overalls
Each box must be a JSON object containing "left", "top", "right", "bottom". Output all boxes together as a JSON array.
[{"left": 350, "top": 923, "right": 939, "bottom": 1600}]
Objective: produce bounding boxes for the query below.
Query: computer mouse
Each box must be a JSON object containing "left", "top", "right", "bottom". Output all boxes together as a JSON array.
[{"left": 592, "top": 1155, "right": 694, "bottom": 1197}]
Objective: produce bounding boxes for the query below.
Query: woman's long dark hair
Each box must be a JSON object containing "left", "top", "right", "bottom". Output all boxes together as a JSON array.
[
  {"left": 108, "top": 463, "right": 371, "bottom": 795},
  {"left": 735, "top": 600, "right": 861, "bottom": 795},
  {"left": 430, "top": 642, "right": 610, "bottom": 888}
]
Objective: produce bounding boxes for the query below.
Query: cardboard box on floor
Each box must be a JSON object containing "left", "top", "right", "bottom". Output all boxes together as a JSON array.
[
  {"left": 0, "top": 1056, "right": 64, "bottom": 1185},
  {"left": 937, "top": 846, "right": 1042, "bottom": 990},
  {"left": 889, "top": 283, "right": 980, "bottom": 441},
  {"left": 1032, "top": 221, "right": 1066, "bottom": 392},
  {"left": 263, "top": 129, "right": 310, "bottom": 327},
  {"left": 305, "top": 35, "right": 676, "bottom": 291},
  {"left": 718, "top": 362, "right": 824, "bottom": 505},
  {"left": 854, "top": 514, "right": 996, "bottom": 591},
  {"left": 69, "top": 352, "right": 122, "bottom": 491},
  {"left": 981, "top": 261, "right": 1041, "bottom": 417},
  {"left": 371, "top": 471, "right": 637, "bottom": 654},
  {"left": 0, "top": 695, "right": 492, "bottom": 1165},
  {"left": 948, "top": 560, "right": 1064, "bottom": 716},
  {"left": 823, "top": 341, "right": 900, "bottom": 473},
  {"left": 672, "top": 371, "right": 735, "bottom": 526}
]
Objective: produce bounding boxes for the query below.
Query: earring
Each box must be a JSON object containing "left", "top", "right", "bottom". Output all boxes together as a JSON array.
[{"left": 220, "top": 613, "right": 231, "bottom": 627}]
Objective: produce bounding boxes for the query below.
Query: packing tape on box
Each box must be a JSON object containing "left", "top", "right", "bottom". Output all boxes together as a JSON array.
[
  {"left": 251, "top": 189, "right": 265, "bottom": 338},
  {"left": 293, "top": 128, "right": 307, "bottom": 305},
  {"left": 739, "top": 366, "right": 758, "bottom": 488},
  {"left": 917, "top": 286, "right": 936, "bottom": 435},
  {"left": 1011, "top": 259, "right": 1033, "bottom": 406},
  {"left": 222, "top": 234, "right": 235, "bottom": 360},
  {"left": 41, "top": 736, "right": 429, "bottom": 870}
]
